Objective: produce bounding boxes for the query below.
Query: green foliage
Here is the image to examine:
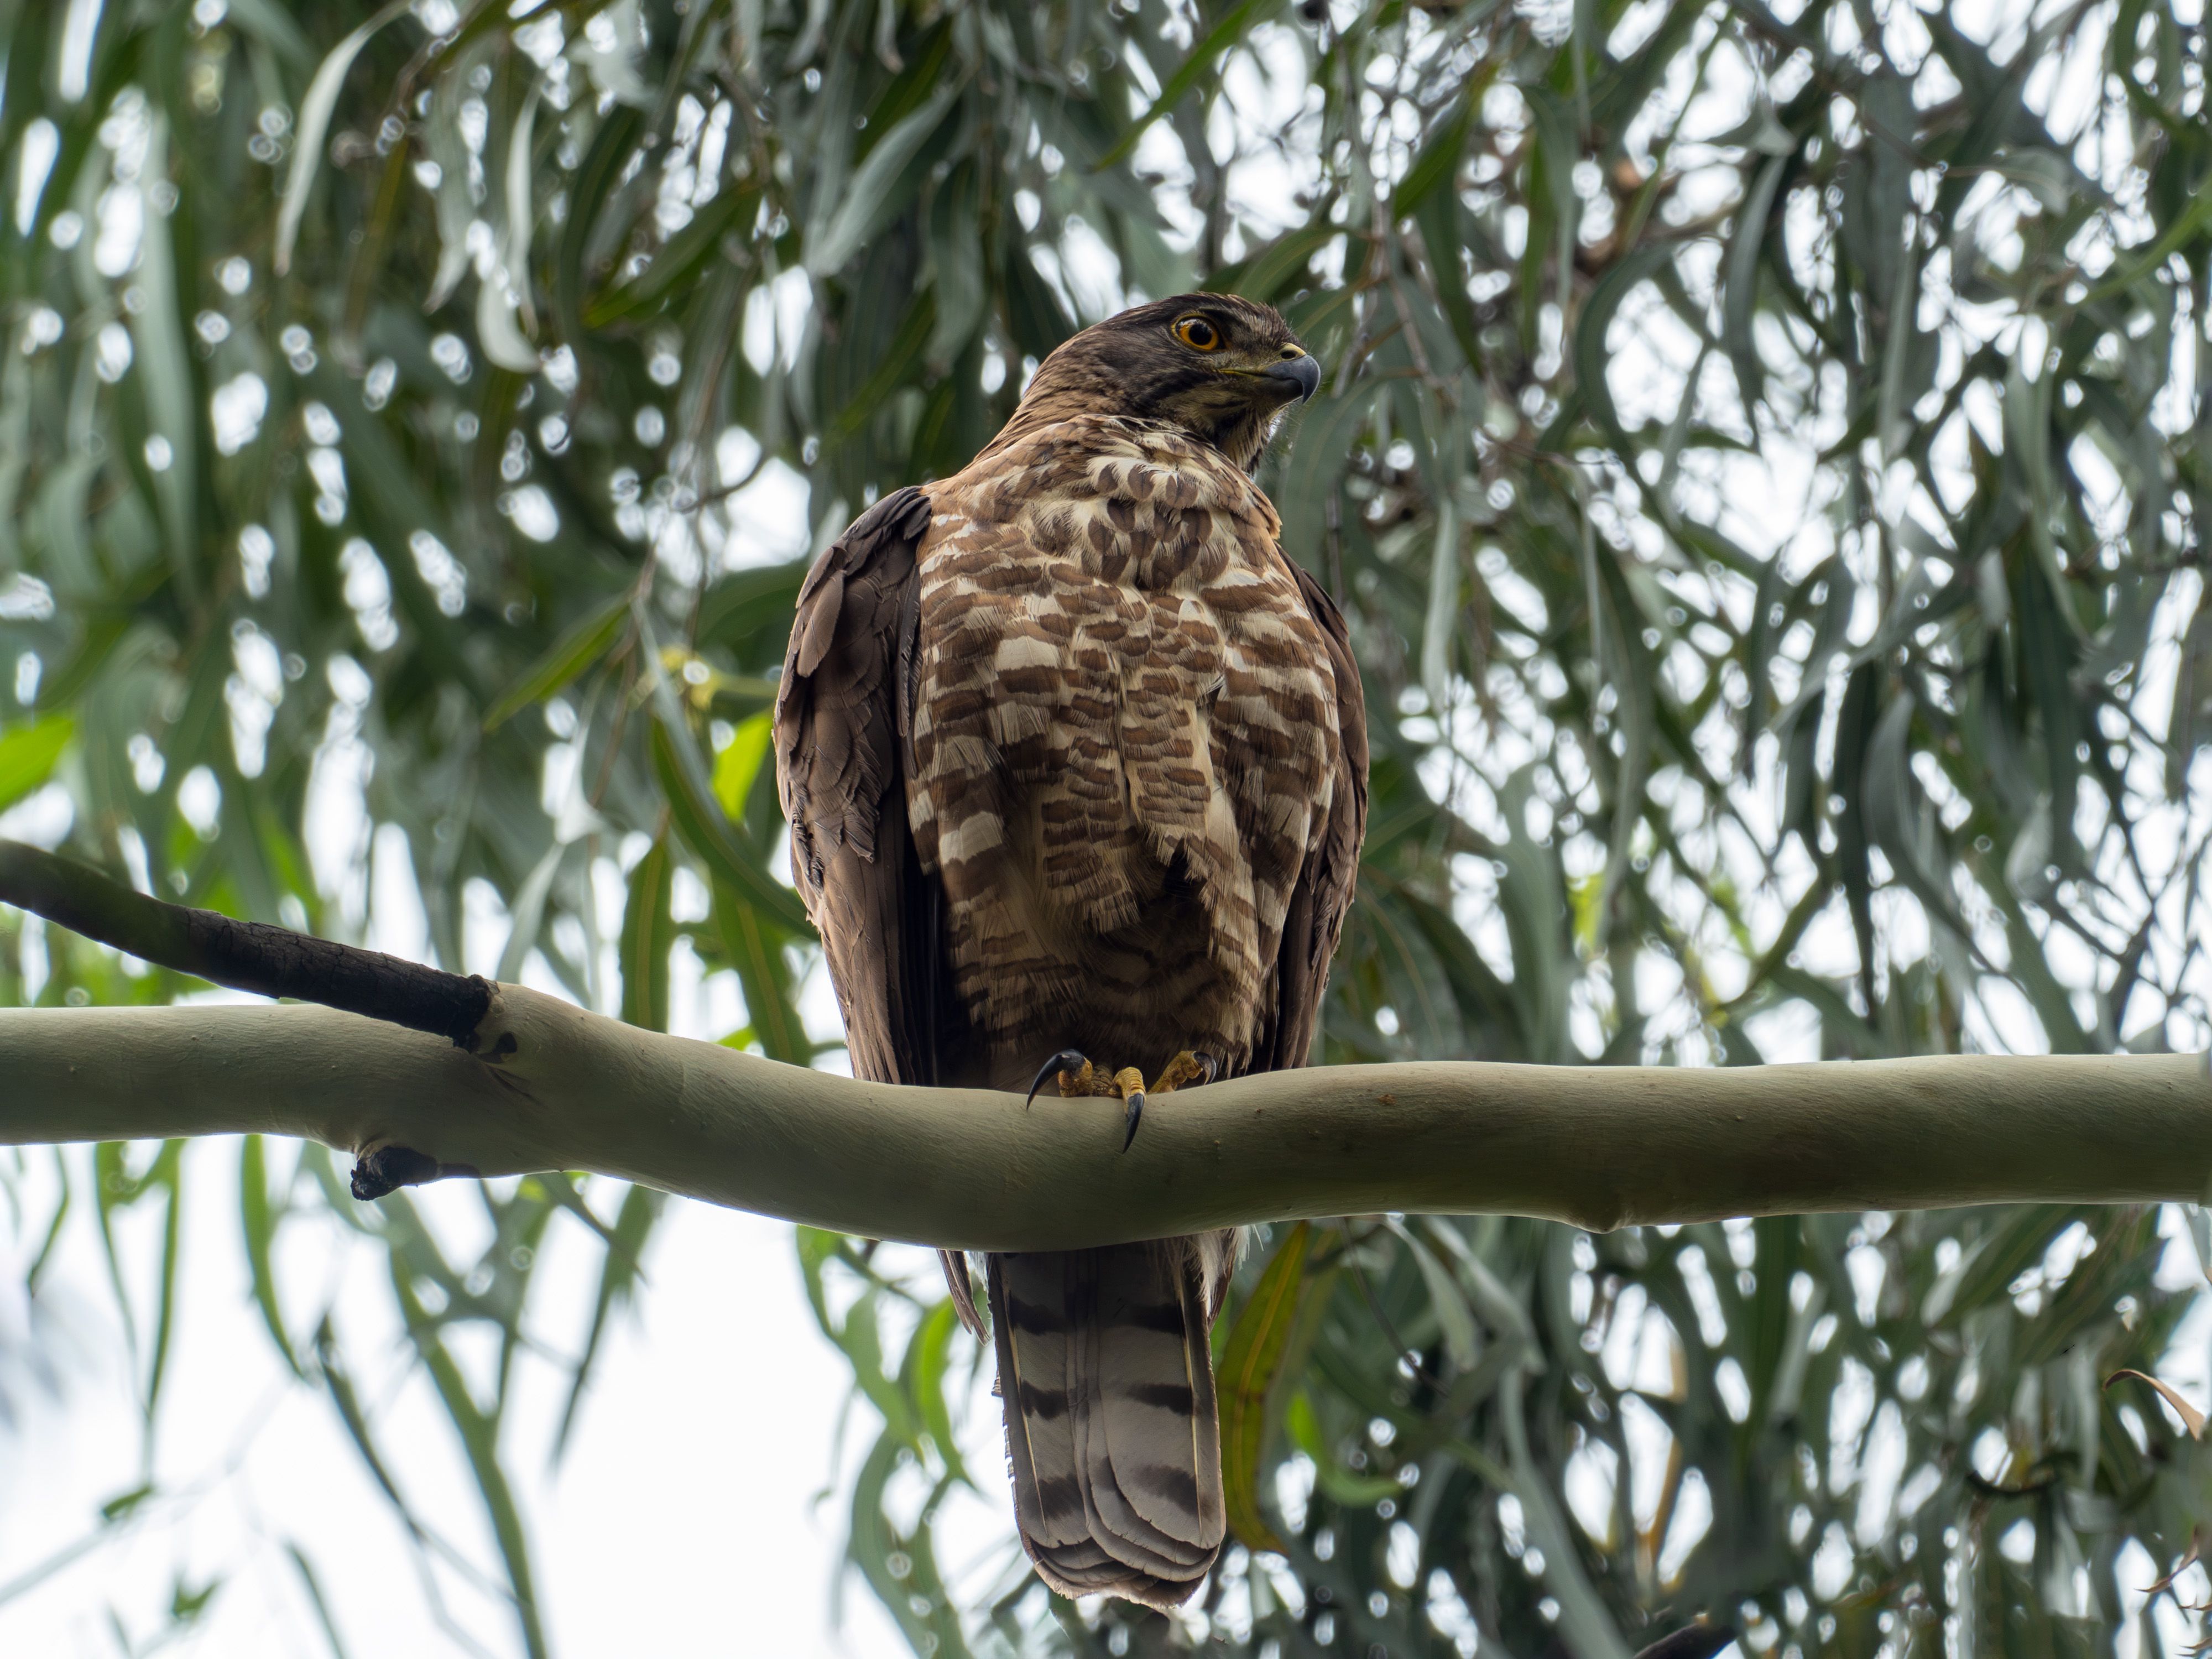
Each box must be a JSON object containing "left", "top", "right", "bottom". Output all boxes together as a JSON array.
[{"left": 1, "top": 0, "right": 2210, "bottom": 1652}]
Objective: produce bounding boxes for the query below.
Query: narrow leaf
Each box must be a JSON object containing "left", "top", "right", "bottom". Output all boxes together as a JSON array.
[
  {"left": 1094, "top": 0, "right": 1285, "bottom": 170},
  {"left": 2107, "top": 1369, "right": 2206, "bottom": 1439},
  {"left": 618, "top": 834, "right": 675, "bottom": 1033},
  {"left": 1215, "top": 1220, "right": 1311, "bottom": 1553},
  {"left": 240, "top": 1135, "right": 302, "bottom": 1376},
  {"left": 1720, "top": 154, "right": 1786, "bottom": 413},
  {"left": 1395, "top": 94, "right": 1473, "bottom": 215},
  {"left": 807, "top": 85, "right": 961, "bottom": 277},
  {"left": 554, "top": 1181, "right": 665, "bottom": 1462},
  {"left": 902, "top": 1297, "right": 972, "bottom": 1485},
  {"left": 712, "top": 711, "right": 774, "bottom": 822},
  {"left": 650, "top": 715, "right": 813, "bottom": 935},
  {"left": 482, "top": 591, "right": 632, "bottom": 731},
  {"left": 283, "top": 1545, "right": 354, "bottom": 1659},
  {"left": 134, "top": 1141, "right": 186, "bottom": 1430},
  {"left": 1390, "top": 1218, "right": 1479, "bottom": 1371},
  {"left": 714, "top": 878, "right": 810, "bottom": 1064},
  {"left": 494, "top": 841, "right": 566, "bottom": 984},
  {"left": 0, "top": 714, "right": 73, "bottom": 813},
  {"left": 501, "top": 84, "right": 542, "bottom": 335},
  {"left": 274, "top": 0, "right": 414, "bottom": 276},
  {"left": 1285, "top": 1390, "right": 1400, "bottom": 1505}
]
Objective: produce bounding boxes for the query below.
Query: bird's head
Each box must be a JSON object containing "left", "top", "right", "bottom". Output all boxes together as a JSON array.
[{"left": 1003, "top": 294, "right": 1320, "bottom": 472}]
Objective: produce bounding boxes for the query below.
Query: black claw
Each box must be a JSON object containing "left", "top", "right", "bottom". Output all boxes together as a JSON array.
[
  {"left": 1025, "top": 1048, "right": 1090, "bottom": 1108},
  {"left": 1194, "top": 1052, "right": 1219, "bottom": 1086},
  {"left": 1121, "top": 1092, "right": 1145, "bottom": 1152}
]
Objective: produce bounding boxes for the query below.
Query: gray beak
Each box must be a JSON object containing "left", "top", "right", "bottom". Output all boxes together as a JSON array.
[{"left": 1262, "top": 353, "right": 1322, "bottom": 402}]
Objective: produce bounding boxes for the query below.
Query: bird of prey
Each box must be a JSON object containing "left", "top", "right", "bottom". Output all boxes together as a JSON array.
[{"left": 774, "top": 294, "right": 1369, "bottom": 1608}]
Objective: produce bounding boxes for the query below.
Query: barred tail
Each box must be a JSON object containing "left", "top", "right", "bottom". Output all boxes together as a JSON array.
[{"left": 988, "top": 1241, "right": 1225, "bottom": 1608}]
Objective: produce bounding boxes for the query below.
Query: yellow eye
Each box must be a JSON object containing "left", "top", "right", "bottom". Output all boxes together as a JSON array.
[{"left": 1172, "top": 315, "right": 1222, "bottom": 352}]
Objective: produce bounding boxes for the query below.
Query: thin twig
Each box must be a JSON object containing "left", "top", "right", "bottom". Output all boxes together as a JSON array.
[{"left": 0, "top": 841, "right": 488, "bottom": 1046}]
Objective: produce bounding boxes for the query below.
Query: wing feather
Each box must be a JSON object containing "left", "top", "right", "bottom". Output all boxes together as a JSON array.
[
  {"left": 773, "top": 486, "right": 987, "bottom": 1337},
  {"left": 774, "top": 486, "right": 943, "bottom": 1086},
  {"left": 1256, "top": 564, "right": 1369, "bottom": 1072}
]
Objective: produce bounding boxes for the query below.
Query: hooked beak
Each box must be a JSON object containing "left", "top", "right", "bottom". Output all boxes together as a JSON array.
[{"left": 1260, "top": 352, "right": 1321, "bottom": 403}]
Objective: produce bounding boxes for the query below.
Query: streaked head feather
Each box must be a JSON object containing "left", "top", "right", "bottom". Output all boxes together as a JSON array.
[{"left": 988, "top": 295, "right": 1315, "bottom": 471}]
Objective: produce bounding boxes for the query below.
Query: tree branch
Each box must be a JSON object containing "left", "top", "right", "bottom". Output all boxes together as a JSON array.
[
  {"left": 1, "top": 838, "right": 2208, "bottom": 1248},
  {"left": 0, "top": 842, "right": 489, "bottom": 1045},
  {"left": 0, "top": 989, "right": 2206, "bottom": 1249}
]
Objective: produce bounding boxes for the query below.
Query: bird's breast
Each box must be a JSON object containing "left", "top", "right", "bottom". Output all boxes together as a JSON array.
[{"left": 908, "top": 416, "right": 1340, "bottom": 1072}]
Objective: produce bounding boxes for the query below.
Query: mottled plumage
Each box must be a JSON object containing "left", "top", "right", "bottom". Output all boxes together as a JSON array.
[{"left": 775, "top": 295, "right": 1368, "bottom": 1608}]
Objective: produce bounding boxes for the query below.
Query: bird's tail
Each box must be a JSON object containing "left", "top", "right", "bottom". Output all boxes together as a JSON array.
[{"left": 988, "top": 1241, "right": 1225, "bottom": 1608}]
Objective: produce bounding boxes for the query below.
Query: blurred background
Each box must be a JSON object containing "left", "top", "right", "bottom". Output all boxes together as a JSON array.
[{"left": 2, "top": 0, "right": 2211, "bottom": 1652}]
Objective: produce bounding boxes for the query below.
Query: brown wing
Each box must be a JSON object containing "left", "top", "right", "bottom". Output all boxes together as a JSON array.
[
  {"left": 1253, "top": 562, "right": 1368, "bottom": 1073},
  {"left": 773, "top": 486, "right": 984, "bottom": 1333},
  {"left": 774, "top": 486, "right": 951, "bottom": 1086}
]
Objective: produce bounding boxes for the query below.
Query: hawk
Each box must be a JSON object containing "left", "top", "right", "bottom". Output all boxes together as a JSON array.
[{"left": 774, "top": 294, "right": 1369, "bottom": 1608}]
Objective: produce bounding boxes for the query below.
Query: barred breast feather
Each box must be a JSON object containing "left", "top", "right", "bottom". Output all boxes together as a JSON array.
[{"left": 910, "top": 415, "right": 1344, "bottom": 1083}]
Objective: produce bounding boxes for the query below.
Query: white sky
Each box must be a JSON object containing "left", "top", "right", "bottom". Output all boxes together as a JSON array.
[{"left": 0, "top": 1144, "right": 922, "bottom": 1657}]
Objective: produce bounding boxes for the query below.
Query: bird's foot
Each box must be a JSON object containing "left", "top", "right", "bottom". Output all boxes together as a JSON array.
[
  {"left": 1022, "top": 1048, "right": 1217, "bottom": 1151},
  {"left": 1150, "top": 1050, "right": 1218, "bottom": 1095}
]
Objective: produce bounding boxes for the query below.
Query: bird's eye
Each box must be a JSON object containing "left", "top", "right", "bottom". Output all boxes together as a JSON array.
[{"left": 1172, "top": 315, "right": 1221, "bottom": 352}]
